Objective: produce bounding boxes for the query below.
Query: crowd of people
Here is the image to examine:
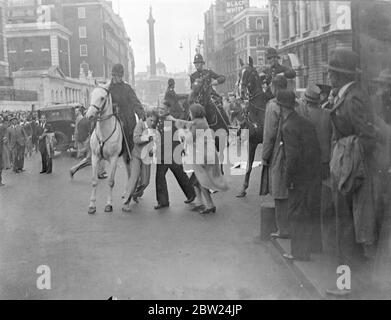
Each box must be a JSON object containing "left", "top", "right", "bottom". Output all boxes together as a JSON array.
[{"left": 2, "top": 46, "right": 391, "bottom": 297}]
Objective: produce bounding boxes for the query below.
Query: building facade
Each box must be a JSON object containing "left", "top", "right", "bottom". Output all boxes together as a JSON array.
[
  {"left": 204, "top": 0, "right": 228, "bottom": 71},
  {"left": 220, "top": 7, "right": 269, "bottom": 95},
  {"left": 269, "top": 0, "right": 352, "bottom": 89},
  {"left": 7, "top": 0, "right": 132, "bottom": 83},
  {"left": 6, "top": 21, "right": 72, "bottom": 76},
  {"left": 12, "top": 66, "right": 95, "bottom": 108},
  {"left": 0, "top": 0, "right": 8, "bottom": 77},
  {"left": 61, "top": 0, "right": 131, "bottom": 82}
]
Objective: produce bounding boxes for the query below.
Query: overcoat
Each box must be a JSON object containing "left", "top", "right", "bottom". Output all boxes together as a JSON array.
[{"left": 262, "top": 99, "right": 288, "bottom": 199}]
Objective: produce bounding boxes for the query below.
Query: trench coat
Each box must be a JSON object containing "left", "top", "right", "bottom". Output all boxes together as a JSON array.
[{"left": 262, "top": 98, "right": 288, "bottom": 199}]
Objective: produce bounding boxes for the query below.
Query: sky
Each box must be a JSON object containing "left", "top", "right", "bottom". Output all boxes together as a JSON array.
[{"left": 113, "top": 0, "right": 267, "bottom": 74}]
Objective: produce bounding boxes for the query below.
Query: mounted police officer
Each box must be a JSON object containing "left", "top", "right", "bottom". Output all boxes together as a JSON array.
[
  {"left": 190, "top": 53, "right": 230, "bottom": 128},
  {"left": 261, "top": 48, "right": 296, "bottom": 100},
  {"left": 108, "top": 63, "right": 145, "bottom": 161},
  {"left": 190, "top": 53, "right": 226, "bottom": 104}
]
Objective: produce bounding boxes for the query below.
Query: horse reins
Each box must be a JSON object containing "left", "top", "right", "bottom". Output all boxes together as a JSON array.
[{"left": 92, "top": 87, "right": 119, "bottom": 159}]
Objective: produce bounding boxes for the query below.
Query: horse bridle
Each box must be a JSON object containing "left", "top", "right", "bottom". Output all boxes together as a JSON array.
[
  {"left": 91, "top": 86, "right": 118, "bottom": 159},
  {"left": 193, "top": 77, "right": 230, "bottom": 130}
]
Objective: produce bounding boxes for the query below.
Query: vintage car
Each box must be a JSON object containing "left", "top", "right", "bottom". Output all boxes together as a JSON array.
[{"left": 38, "top": 103, "right": 82, "bottom": 152}]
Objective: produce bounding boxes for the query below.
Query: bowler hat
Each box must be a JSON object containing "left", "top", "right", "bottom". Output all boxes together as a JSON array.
[
  {"left": 276, "top": 90, "right": 296, "bottom": 109},
  {"left": 328, "top": 48, "right": 359, "bottom": 75},
  {"left": 373, "top": 69, "right": 391, "bottom": 84},
  {"left": 111, "top": 64, "right": 124, "bottom": 77},
  {"left": 266, "top": 47, "right": 279, "bottom": 59},
  {"left": 304, "top": 85, "right": 321, "bottom": 104}
]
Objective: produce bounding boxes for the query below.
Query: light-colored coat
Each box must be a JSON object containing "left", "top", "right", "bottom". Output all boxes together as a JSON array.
[{"left": 262, "top": 99, "right": 288, "bottom": 200}]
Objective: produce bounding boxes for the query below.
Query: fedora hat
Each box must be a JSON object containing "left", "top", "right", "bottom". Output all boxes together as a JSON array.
[
  {"left": 328, "top": 48, "right": 359, "bottom": 75},
  {"left": 373, "top": 69, "right": 391, "bottom": 84},
  {"left": 276, "top": 90, "right": 296, "bottom": 109},
  {"left": 304, "top": 85, "right": 321, "bottom": 104}
]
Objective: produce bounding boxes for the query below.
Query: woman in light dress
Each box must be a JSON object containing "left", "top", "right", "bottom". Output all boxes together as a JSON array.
[{"left": 175, "top": 103, "right": 229, "bottom": 214}]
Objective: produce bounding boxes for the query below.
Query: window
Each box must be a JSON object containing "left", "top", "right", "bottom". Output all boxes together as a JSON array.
[
  {"left": 256, "top": 18, "right": 264, "bottom": 30},
  {"left": 257, "top": 36, "right": 264, "bottom": 47},
  {"left": 79, "top": 26, "right": 87, "bottom": 39},
  {"left": 23, "top": 39, "right": 32, "bottom": 52},
  {"left": 257, "top": 51, "right": 265, "bottom": 66},
  {"left": 80, "top": 44, "right": 88, "bottom": 56},
  {"left": 78, "top": 7, "right": 86, "bottom": 19}
]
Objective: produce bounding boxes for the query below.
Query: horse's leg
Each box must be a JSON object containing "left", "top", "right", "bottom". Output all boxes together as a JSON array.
[
  {"left": 237, "top": 140, "right": 257, "bottom": 197},
  {"left": 104, "top": 155, "right": 119, "bottom": 213},
  {"left": 88, "top": 154, "right": 99, "bottom": 214},
  {"left": 122, "top": 155, "right": 131, "bottom": 199}
]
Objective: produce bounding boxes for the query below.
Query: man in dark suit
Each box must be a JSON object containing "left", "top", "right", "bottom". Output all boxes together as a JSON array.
[
  {"left": 154, "top": 104, "right": 196, "bottom": 209},
  {"left": 7, "top": 117, "right": 28, "bottom": 173},
  {"left": 325, "top": 49, "right": 378, "bottom": 297},
  {"left": 37, "top": 114, "right": 49, "bottom": 173},
  {"left": 274, "top": 90, "right": 321, "bottom": 262}
]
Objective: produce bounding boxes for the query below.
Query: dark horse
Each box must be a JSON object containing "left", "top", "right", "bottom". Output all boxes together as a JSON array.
[
  {"left": 188, "top": 77, "right": 230, "bottom": 152},
  {"left": 236, "top": 57, "right": 268, "bottom": 198}
]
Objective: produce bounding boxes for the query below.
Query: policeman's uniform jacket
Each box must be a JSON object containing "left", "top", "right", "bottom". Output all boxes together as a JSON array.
[
  {"left": 261, "top": 63, "right": 296, "bottom": 85},
  {"left": 190, "top": 69, "right": 226, "bottom": 102},
  {"left": 109, "top": 80, "right": 145, "bottom": 156}
]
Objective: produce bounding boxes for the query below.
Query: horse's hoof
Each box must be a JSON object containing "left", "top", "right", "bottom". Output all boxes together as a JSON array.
[
  {"left": 122, "top": 207, "right": 131, "bottom": 213},
  {"left": 104, "top": 205, "right": 113, "bottom": 213},
  {"left": 88, "top": 207, "right": 96, "bottom": 215}
]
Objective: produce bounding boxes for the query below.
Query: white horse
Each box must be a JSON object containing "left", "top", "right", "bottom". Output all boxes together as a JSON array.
[{"left": 85, "top": 84, "right": 123, "bottom": 214}]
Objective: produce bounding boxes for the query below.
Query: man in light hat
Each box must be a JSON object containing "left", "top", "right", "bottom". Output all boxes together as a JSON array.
[
  {"left": 275, "top": 89, "right": 321, "bottom": 262},
  {"left": 326, "top": 48, "right": 378, "bottom": 297},
  {"left": 109, "top": 63, "right": 145, "bottom": 162},
  {"left": 296, "top": 85, "right": 333, "bottom": 254}
]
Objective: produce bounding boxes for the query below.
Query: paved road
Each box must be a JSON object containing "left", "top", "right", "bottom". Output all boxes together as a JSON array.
[{"left": 0, "top": 151, "right": 309, "bottom": 300}]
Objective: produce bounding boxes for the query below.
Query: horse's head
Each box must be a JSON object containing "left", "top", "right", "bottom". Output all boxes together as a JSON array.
[
  {"left": 191, "top": 77, "right": 206, "bottom": 96},
  {"left": 239, "top": 57, "right": 261, "bottom": 99},
  {"left": 86, "top": 86, "right": 110, "bottom": 120}
]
